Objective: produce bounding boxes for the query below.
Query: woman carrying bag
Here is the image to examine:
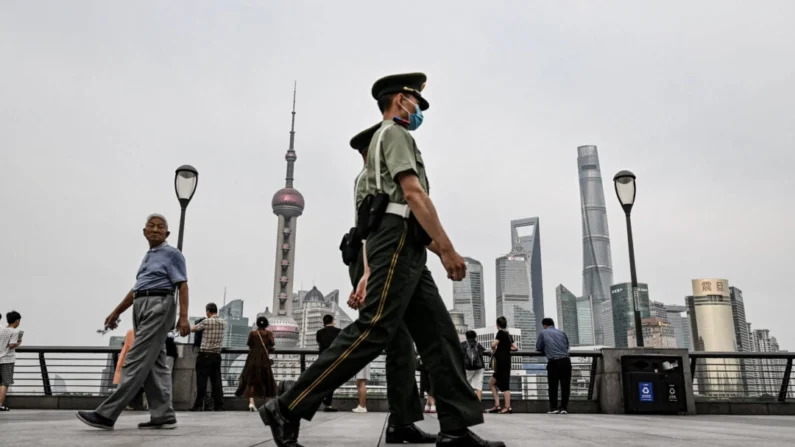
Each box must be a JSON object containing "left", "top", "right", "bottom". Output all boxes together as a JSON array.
[{"left": 235, "top": 316, "right": 277, "bottom": 411}]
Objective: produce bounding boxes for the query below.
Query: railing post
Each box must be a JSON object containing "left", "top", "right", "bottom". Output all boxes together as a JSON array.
[
  {"left": 587, "top": 356, "right": 598, "bottom": 401},
  {"left": 690, "top": 356, "right": 697, "bottom": 383},
  {"left": 39, "top": 352, "right": 52, "bottom": 396},
  {"left": 300, "top": 353, "right": 306, "bottom": 373},
  {"left": 778, "top": 358, "right": 793, "bottom": 403}
]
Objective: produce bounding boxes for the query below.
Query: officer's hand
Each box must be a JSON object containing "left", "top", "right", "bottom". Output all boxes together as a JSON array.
[
  {"left": 440, "top": 248, "right": 467, "bottom": 281},
  {"left": 177, "top": 316, "right": 191, "bottom": 337},
  {"left": 104, "top": 312, "right": 120, "bottom": 330},
  {"left": 354, "top": 274, "right": 368, "bottom": 307},
  {"left": 347, "top": 290, "right": 359, "bottom": 310}
]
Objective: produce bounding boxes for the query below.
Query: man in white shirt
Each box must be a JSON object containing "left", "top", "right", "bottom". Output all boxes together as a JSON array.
[{"left": 0, "top": 311, "right": 23, "bottom": 411}]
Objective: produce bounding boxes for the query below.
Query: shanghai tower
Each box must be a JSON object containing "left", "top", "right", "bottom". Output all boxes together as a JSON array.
[{"left": 577, "top": 145, "right": 614, "bottom": 345}]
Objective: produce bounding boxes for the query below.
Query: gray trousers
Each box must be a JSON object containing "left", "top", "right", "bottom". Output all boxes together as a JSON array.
[{"left": 96, "top": 295, "right": 176, "bottom": 422}]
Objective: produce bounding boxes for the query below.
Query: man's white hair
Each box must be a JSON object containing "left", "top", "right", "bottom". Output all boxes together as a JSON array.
[{"left": 145, "top": 213, "right": 169, "bottom": 228}]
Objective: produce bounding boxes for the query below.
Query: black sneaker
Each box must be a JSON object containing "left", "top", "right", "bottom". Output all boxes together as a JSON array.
[
  {"left": 0, "top": 405, "right": 9, "bottom": 411},
  {"left": 323, "top": 406, "right": 338, "bottom": 412},
  {"left": 259, "top": 399, "right": 302, "bottom": 447},
  {"left": 385, "top": 423, "right": 436, "bottom": 443},
  {"left": 75, "top": 411, "right": 115, "bottom": 430},
  {"left": 138, "top": 418, "right": 178, "bottom": 429},
  {"left": 436, "top": 430, "right": 505, "bottom": 447}
]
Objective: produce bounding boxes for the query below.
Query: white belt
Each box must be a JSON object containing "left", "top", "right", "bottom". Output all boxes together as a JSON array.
[{"left": 385, "top": 203, "right": 410, "bottom": 219}]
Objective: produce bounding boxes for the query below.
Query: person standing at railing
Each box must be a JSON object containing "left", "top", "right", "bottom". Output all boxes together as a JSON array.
[
  {"left": 0, "top": 310, "right": 23, "bottom": 412},
  {"left": 315, "top": 314, "right": 341, "bottom": 412},
  {"left": 487, "top": 317, "right": 517, "bottom": 414},
  {"left": 76, "top": 213, "right": 190, "bottom": 431},
  {"left": 236, "top": 315, "right": 277, "bottom": 412},
  {"left": 536, "top": 318, "right": 571, "bottom": 415},
  {"left": 189, "top": 303, "right": 226, "bottom": 412},
  {"left": 461, "top": 330, "right": 486, "bottom": 401}
]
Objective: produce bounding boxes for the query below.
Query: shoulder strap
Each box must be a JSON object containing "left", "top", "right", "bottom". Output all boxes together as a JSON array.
[
  {"left": 372, "top": 123, "right": 394, "bottom": 193},
  {"left": 256, "top": 330, "right": 268, "bottom": 352}
]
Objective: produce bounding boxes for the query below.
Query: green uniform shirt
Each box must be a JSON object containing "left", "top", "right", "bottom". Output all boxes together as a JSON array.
[
  {"left": 363, "top": 121, "right": 429, "bottom": 204},
  {"left": 353, "top": 166, "right": 368, "bottom": 225}
]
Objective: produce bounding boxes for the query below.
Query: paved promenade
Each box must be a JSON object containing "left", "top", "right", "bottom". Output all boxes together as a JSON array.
[{"left": 1, "top": 410, "right": 794, "bottom": 446}]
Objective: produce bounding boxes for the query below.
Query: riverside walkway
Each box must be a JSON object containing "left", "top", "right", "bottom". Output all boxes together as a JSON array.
[{"left": 2, "top": 410, "right": 794, "bottom": 446}]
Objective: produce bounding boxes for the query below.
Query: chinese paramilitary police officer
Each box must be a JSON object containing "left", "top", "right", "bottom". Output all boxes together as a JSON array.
[
  {"left": 260, "top": 73, "right": 506, "bottom": 447},
  {"left": 342, "top": 122, "right": 434, "bottom": 443}
]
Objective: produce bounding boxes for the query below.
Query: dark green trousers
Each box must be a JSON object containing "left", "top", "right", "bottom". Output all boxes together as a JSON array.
[
  {"left": 280, "top": 215, "right": 483, "bottom": 431},
  {"left": 348, "top": 245, "right": 423, "bottom": 426}
]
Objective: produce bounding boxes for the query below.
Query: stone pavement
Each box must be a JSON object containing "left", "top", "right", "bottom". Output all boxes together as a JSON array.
[{"left": 1, "top": 410, "right": 794, "bottom": 446}]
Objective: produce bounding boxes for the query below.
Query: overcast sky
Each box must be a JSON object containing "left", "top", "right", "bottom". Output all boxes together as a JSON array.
[{"left": 1, "top": 1, "right": 793, "bottom": 349}]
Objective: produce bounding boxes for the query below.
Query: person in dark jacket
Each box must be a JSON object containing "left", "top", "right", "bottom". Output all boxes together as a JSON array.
[{"left": 315, "top": 314, "right": 341, "bottom": 412}]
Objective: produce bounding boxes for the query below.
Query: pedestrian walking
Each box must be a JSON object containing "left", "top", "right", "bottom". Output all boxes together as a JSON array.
[
  {"left": 77, "top": 213, "right": 190, "bottom": 430},
  {"left": 536, "top": 318, "right": 572, "bottom": 414},
  {"left": 342, "top": 123, "right": 434, "bottom": 442},
  {"left": 259, "top": 73, "right": 504, "bottom": 447},
  {"left": 236, "top": 315, "right": 277, "bottom": 411}
]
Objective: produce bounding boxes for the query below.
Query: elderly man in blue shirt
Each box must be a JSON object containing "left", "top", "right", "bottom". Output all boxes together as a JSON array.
[
  {"left": 77, "top": 213, "right": 191, "bottom": 430},
  {"left": 536, "top": 318, "right": 572, "bottom": 414}
]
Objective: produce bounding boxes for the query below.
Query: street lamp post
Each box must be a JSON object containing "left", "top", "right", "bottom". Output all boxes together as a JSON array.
[
  {"left": 614, "top": 170, "right": 644, "bottom": 348},
  {"left": 174, "top": 165, "right": 199, "bottom": 252}
]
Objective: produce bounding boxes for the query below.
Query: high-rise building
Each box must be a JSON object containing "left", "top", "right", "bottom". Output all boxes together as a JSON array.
[
  {"left": 665, "top": 304, "right": 691, "bottom": 350},
  {"left": 650, "top": 301, "right": 668, "bottom": 320},
  {"left": 219, "top": 299, "right": 250, "bottom": 349},
  {"left": 292, "top": 287, "right": 353, "bottom": 349},
  {"left": 628, "top": 318, "right": 676, "bottom": 349},
  {"left": 555, "top": 284, "right": 580, "bottom": 346},
  {"left": 729, "top": 287, "right": 753, "bottom": 394},
  {"left": 449, "top": 310, "right": 469, "bottom": 341},
  {"left": 266, "top": 85, "right": 303, "bottom": 348},
  {"left": 601, "top": 306, "right": 615, "bottom": 347},
  {"left": 510, "top": 218, "right": 544, "bottom": 335},
  {"left": 686, "top": 278, "right": 741, "bottom": 397},
  {"left": 749, "top": 327, "right": 786, "bottom": 397},
  {"left": 609, "top": 282, "right": 651, "bottom": 348},
  {"left": 496, "top": 250, "right": 537, "bottom": 345},
  {"left": 453, "top": 257, "right": 485, "bottom": 330},
  {"left": 577, "top": 145, "right": 614, "bottom": 346},
  {"left": 575, "top": 295, "right": 595, "bottom": 346}
]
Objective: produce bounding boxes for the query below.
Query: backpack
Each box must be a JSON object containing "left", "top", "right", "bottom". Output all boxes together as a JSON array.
[{"left": 464, "top": 341, "right": 484, "bottom": 370}]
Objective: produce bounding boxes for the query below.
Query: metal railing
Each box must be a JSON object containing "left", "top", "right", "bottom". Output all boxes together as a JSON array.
[
  {"left": 689, "top": 351, "right": 795, "bottom": 402},
  {"left": 12, "top": 346, "right": 601, "bottom": 401}
]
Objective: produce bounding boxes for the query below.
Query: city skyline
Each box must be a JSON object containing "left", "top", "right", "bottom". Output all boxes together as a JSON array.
[{"left": 3, "top": 2, "right": 793, "bottom": 349}]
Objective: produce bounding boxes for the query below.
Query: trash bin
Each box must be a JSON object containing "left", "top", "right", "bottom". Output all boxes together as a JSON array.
[{"left": 621, "top": 354, "right": 687, "bottom": 414}]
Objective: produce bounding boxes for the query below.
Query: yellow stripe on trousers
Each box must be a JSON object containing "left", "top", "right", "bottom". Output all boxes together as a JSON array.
[{"left": 289, "top": 223, "right": 408, "bottom": 411}]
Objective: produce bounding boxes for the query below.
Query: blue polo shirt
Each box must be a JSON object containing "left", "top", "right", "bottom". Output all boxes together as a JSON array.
[{"left": 133, "top": 242, "right": 188, "bottom": 291}]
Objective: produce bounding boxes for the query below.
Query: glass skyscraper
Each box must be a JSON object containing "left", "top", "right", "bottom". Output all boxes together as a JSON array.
[
  {"left": 578, "top": 146, "right": 614, "bottom": 345},
  {"left": 453, "top": 257, "right": 485, "bottom": 330},
  {"left": 496, "top": 251, "right": 537, "bottom": 344},
  {"left": 555, "top": 284, "right": 579, "bottom": 346},
  {"left": 510, "top": 218, "right": 544, "bottom": 335},
  {"left": 576, "top": 295, "right": 595, "bottom": 346},
  {"left": 609, "top": 282, "right": 651, "bottom": 348}
]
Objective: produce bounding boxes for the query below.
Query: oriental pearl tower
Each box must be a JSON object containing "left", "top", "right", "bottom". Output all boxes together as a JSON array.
[{"left": 260, "top": 84, "right": 302, "bottom": 348}]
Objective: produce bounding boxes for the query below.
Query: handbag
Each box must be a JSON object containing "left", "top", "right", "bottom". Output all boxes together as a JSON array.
[{"left": 257, "top": 330, "right": 274, "bottom": 366}]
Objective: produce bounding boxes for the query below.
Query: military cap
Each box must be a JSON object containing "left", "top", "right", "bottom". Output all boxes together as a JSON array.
[
  {"left": 371, "top": 72, "right": 429, "bottom": 111},
  {"left": 350, "top": 123, "right": 382, "bottom": 152}
]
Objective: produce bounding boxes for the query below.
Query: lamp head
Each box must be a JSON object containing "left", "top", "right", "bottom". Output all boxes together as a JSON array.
[
  {"left": 613, "top": 170, "right": 637, "bottom": 213},
  {"left": 175, "top": 164, "right": 199, "bottom": 207}
]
